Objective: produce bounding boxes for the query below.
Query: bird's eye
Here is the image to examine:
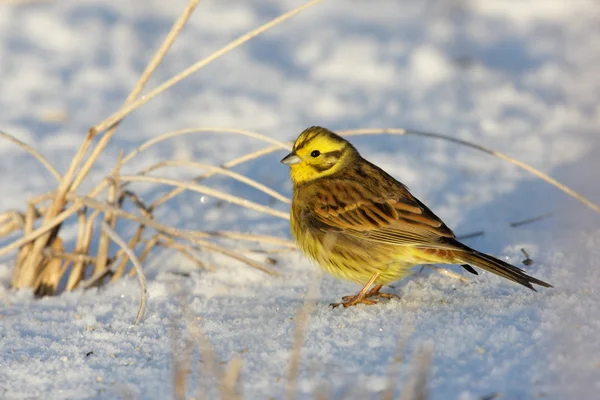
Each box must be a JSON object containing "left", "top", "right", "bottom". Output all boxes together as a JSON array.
[{"left": 310, "top": 150, "right": 320, "bottom": 158}]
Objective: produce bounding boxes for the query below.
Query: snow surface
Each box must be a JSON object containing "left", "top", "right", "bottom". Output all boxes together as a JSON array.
[{"left": 1, "top": 0, "right": 600, "bottom": 399}]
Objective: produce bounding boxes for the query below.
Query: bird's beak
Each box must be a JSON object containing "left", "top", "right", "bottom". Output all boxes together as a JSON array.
[{"left": 280, "top": 152, "right": 302, "bottom": 165}]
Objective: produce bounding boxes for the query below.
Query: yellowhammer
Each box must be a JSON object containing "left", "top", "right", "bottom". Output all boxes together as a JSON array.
[{"left": 281, "top": 126, "right": 552, "bottom": 308}]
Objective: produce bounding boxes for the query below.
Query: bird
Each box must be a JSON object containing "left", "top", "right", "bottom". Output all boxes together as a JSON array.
[{"left": 280, "top": 126, "right": 552, "bottom": 308}]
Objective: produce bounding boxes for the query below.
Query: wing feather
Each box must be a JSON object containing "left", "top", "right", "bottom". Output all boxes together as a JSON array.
[{"left": 310, "top": 177, "right": 455, "bottom": 248}]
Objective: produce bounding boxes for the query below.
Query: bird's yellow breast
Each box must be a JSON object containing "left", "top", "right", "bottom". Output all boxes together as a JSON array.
[{"left": 290, "top": 198, "right": 425, "bottom": 285}]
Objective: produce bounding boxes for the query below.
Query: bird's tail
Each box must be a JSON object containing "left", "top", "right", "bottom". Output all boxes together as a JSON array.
[{"left": 458, "top": 249, "right": 552, "bottom": 291}]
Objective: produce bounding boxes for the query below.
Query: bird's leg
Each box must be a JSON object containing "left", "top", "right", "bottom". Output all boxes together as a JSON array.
[
  {"left": 365, "top": 284, "right": 400, "bottom": 300},
  {"left": 330, "top": 272, "right": 381, "bottom": 308}
]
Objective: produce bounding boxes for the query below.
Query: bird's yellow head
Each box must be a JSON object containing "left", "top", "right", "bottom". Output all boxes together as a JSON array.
[{"left": 281, "top": 126, "right": 358, "bottom": 185}]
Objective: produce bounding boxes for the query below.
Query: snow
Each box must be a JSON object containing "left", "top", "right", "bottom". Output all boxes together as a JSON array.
[{"left": 1, "top": 0, "right": 599, "bottom": 398}]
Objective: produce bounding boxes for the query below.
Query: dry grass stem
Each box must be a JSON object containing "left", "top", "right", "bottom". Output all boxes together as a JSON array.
[
  {"left": 285, "top": 279, "right": 319, "bottom": 400},
  {"left": 100, "top": 221, "right": 147, "bottom": 324},
  {"left": 121, "top": 127, "right": 289, "bottom": 165},
  {"left": 156, "top": 234, "right": 213, "bottom": 271},
  {"left": 111, "top": 225, "right": 146, "bottom": 282},
  {"left": 133, "top": 235, "right": 161, "bottom": 276},
  {"left": 191, "top": 231, "right": 295, "bottom": 248},
  {"left": 43, "top": 249, "right": 96, "bottom": 264},
  {"left": 0, "top": 211, "right": 25, "bottom": 237},
  {"left": 67, "top": 209, "right": 101, "bottom": 290},
  {"left": 0, "top": 130, "right": 61, "bottom": 181},
  {"left": 399, "top": 343, "right": 434, "bottom": 400},
  {"left": 427, "top": 265, "right": 469, "bottom": 284},
  {"left": 90, "top": 0, "right": 324, "bottom": 136},
  {"left": 118, "top": 175, "right": 289, "bottom": 220},
  {"left": 340, "top": 128, "right": 600, "bottom": 216},
  {"left": 0, "top": 201, "right": 85, "bottom": 258},
  {"left": 66, "top": 194, "right": 279, "bottom": 276},
  {"left": 149, "top": 144, "right": 287, "bottom": 209},
  {"left": 137, "top": 160, "right": 291, "bottom": 204},
  {"left": 96, "top": 156, "right": 123, "bottom": 276},
  {"left": 70, "top": 0, "right": 201, "bottom": 192},
  {"left": 382, "top": 329, "right": 413, "bottom": 400},
  {"left": 220, "top": 356, "right": 243, "bottom": 400},
  {"left": 190, "top": 238, "right": 279, "bottom": 276}
]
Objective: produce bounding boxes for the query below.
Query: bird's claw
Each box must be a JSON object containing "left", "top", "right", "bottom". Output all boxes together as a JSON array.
[{"left": 329, "top": 296, "right": 378, "bottom": 308}]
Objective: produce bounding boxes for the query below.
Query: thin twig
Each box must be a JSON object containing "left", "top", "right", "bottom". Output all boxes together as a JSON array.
[
  {"left": 151, "top": 144, "right": 285, "bottom": 209},
  {"left": 456, "top": 230, "right": 485, "bottom": 241},
  {"left": 43, "top": 249, "right": 97, "bottom": 264},
  {"left": 66, "top": 194, "right": 280, "bottom": 276},
  {"left": 135, "top": 235, "right": 160, "bottom": 272},
  {"left": 69, "top": 209, "right": 102, "bottom": 290},
  {"left": 285, "top": 279, "right": 319, "bottom": 400},
  {"left": 0, "top": 130, "right": 61, "bottom": 181},
  {"left": 0, "top": 211, "right": 25, "bottom": 237},
  {"left": 70, "top": 0, "right": 202, "bottom": 192},
  {"left": 399, "top": 343, "right": 434, "bottom": 400},
  {"left": 90, "top": 0, "right": 324, "bottom": 136},
  {"left": 137, "top": 160, "right": 290, "bottom": 204},
  {"left": 189, "top": 231, "right": 295, "bottom": 248},
  {"left": 118, "top": 175, "right": 289, "bottom": 220},
  {"left": 382, "top": 329, "right": 413, "bottom": 400},
  {"left": 96, "top": 154, "right": 123, "bottom": 275},
  {"left": 427, "top": 265, "right": 469, "bottom": 284},
  {"left": 101, "top": 221, "right": 147, "bottom": 325},
  {"left": 340, "top": 128, "right": 600, "bottom": 216},
  {"left": 111, "top": 225, "right": 146, "bottom": 282},
  {"left": 121, "top": 127, "right": 289, "bottom": 165},
  {"left": 156, "top": 234, "right": 213, "bottom": 271},
  {"left": 220, "top": 356, "right": 243, "bottom": 400},
  {"left": 510, "top": 212, "right": 553, "bottom": 228}
]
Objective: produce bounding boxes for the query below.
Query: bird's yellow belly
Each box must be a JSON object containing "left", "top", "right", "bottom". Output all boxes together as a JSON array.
[{"left": 293, "top": 223, "right": 426, "bottom": 285}]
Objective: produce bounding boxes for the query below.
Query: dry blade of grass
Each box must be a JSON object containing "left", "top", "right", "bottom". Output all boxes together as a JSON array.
[
  {"left": 0, "top": 130, "right": 61, "bottom": 181},
  {"left": 95, "top": 154, "right": 123, "bottom": 276},
  {"left": 189, "top": 231, "right": 295, "bottom": 248},
  {"left": 426, "top": 265, "right": 470, "bottom": 284},
  {"left": 220, "top": 356, "right": 243, "bottom": 400},
  {"left": 0, "top": 211, "right": 25, "bottom": 237},
  {"left": 65, "top": 194, "right": 280, "bottom": 276},
  {"left": 137, "top": 160, "right": 290, "bottom": 205},
  {"left": 90, "top": 0, "right": 324, "bottom": 136},
  {"left": 285, "top": 278, "right": 319, "bottom": 400},
  {"left": 118, "top": 175, "right": 289, "bottom": 220},
  {"left": 340, "top": 128, "right": 600, "bottom": 216},
  {"left": 189, "top": 237, "right": 280, "bottom": 277},
  {"left": 111, "top": 226, "right": 146, "bottom": 282},
  {"left": 69, "top": 0, "right": 202, "bottom": 193},
  {"left": 65, "top": 208, "right": 94, "bottom": 291},
  {"left": 382, "top": 328, "right": 414, "bottom": 400},
  {"left": 155, "top": 234, "right": 213, "bottom": 271},
  {"left": 121, "top": 127, "right": 289, "bottom": 166},
  {"left": 67, "top": 209, "right": 100, "bottom": 290},
  {"left": 399, "top": 343, "right": 434, "bottom": 400},
  {"left": 9, "top": 171, "right": 110, "bottom": 288},
  {"left": 0, "top": 199, "right": 90, "bottom": 258},
  {"left": 148, "top": 143, "right": 288, "bottom": 210},
  {"left": 43, "top": 249, "right": 96, "bottom": 264},
  {"left": 100, "top": 221, "right": 147, "bottom": 325}
]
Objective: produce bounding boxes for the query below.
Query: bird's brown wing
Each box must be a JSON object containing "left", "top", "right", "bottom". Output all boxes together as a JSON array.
[{"left": 310, "top": 178, "right": 456, "bottom": 248}]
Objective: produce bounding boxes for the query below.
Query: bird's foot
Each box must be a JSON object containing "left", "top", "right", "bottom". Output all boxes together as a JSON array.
[
  {"left": 331, "top": 285, "right": 399, "bottom": 308},
  {"left": 365, "top": 284, "right": 400, "bottom": 300},
  {"left": 329, "top": 295, "right": 378, "bottom": 309},
  {"left": 339, "top": 285, "right": 399, "bottom": 302}
]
